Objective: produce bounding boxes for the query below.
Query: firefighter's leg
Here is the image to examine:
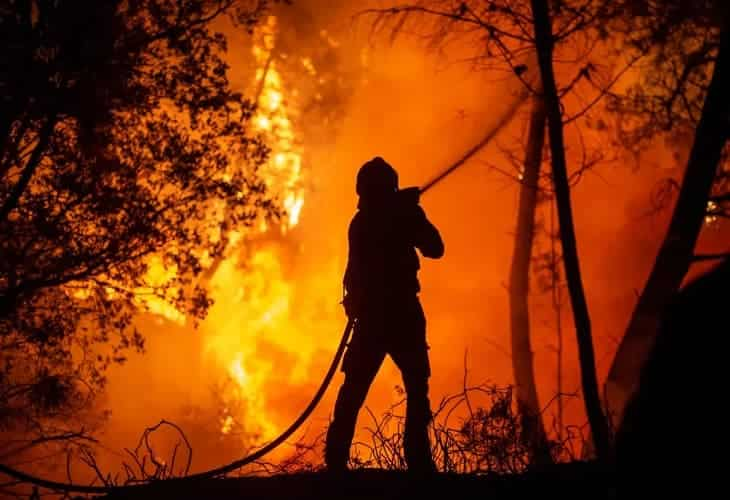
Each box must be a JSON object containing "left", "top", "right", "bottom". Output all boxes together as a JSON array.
[
  {"left": 396, "top": 345, "right": 435, "bottom": 473},
  {"left": 325, "top": 335, "right": 384, "bottom": 471},
  {"left": 390, "top": 302, "right": 435, "bottom": 473}
]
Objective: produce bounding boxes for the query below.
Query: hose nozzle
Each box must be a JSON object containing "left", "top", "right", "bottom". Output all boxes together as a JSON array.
[{"left": 397, "top": 186, "right": 421, "bottom": 205}]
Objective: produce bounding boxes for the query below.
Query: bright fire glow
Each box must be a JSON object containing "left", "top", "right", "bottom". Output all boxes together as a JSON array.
[
  {"left": 201, "top": 15, "right": 312, "bottom": 439},
  {"left": 201, "top": 246, "right": 341, "bottom": 441},
  {"left": 251, "top": 16, "right": 305, "bottom": 235},
  {"left": 125, "top": 14, "right": 337, "bottom": 446},
  {"left": 162, "top": 15, "right": 318, "bottom": 441}
]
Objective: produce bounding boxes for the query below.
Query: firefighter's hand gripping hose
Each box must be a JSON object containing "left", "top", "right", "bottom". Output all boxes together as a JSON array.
[{"left": 0, "top": 86, "right": 529, "bottom": 495}]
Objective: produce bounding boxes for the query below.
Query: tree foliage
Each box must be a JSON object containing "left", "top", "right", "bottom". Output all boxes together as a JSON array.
[
  {"left": 608, "top": 1, "right": 726, "bottom": 144},
  {"left": 607, "top": 0, "right": 730, "bottom": 215},
  {"left": 0, "top": 0, "right": 280, "bottom": 444}
]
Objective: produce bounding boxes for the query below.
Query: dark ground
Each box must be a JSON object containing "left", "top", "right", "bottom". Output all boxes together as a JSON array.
[{"left": 99, "top": 461, "right": 615, "bottom": 500}]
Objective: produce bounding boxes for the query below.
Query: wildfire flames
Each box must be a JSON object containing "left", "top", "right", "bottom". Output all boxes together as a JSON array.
[
  {"left": 138, "top": 15, "right": 335, "bottom": 442},
  {"left": 205, "top": 250, "right": 297, "bottom": 440},
  {"left": 250, "top": 16, "right": 306, "bottom": 234},
  {"left": 205, "top": 16, "right": 311, "bottom": 441}
]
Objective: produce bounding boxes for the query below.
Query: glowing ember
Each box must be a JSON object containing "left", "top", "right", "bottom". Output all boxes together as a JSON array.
[
  {"left": 256, "top": 115, "right": 272, "bottom": 130},
  {"left": 229, "top": 354, "right": 249, "bottom": 387},
  {"left": 706, "top": 200, "right": 718, "bottom": 225},
  {"left": 267, "top": 90, "right": 283, "bottom": 111},
  {"left": 284, "top": 193, "right": 304, "bottom": 228},
  {"left": 221, "top": 415, "right": 235, "bottom": 435}
]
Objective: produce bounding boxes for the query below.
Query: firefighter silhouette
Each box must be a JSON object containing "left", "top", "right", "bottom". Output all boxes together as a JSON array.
[{"left": 325, "top": 156, "right": 444, "bottom": 473}]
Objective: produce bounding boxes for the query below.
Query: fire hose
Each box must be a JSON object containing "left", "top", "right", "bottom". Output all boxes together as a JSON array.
[{"left": 0, "top": 87, "right": 529, "bottom": 494}]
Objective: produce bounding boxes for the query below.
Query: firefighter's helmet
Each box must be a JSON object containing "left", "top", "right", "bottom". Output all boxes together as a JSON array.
[{"left": 356, "top": 156, "right": 398, "bottom": 198}]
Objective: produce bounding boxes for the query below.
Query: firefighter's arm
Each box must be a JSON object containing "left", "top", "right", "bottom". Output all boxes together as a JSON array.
[
  {"left": 411, "top": 205, "right": 444, "bottom": 259},
  {"left": 397, "top": 187, "right": 444, "bottom": 258}
]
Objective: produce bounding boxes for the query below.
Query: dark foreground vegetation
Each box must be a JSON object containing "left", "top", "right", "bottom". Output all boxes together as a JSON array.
[{"left": 100, "top": 463, "right": 609, "bottom": 500}]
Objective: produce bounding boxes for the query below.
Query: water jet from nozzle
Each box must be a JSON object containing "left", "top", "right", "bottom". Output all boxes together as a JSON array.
[{"left": 415, "top": 86, "right": 531, "bottom": 197}]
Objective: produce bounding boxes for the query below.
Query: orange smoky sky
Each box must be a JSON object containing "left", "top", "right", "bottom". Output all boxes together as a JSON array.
[{"left": 92, "top": 0, "right": 728, "bottom": 474}]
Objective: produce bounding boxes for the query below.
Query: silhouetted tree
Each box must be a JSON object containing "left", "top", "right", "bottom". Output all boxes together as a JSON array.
[
  {"left": 508, "top": 95, "right": 551, "bottom": 464},
  {"left": 615, "top": 256, "right": 730, "bottom": 495},
  {"left": 529, "top": 0, "right": 611, "bottom": 462},
  {"left": 604, "top": 0, "right": 730, "bottom": 424},
  {"left": 0, "top": 0, "right": 278, "bottom": 456},
  {"left": 363, "top": 0, "right": 620, "bottom": 461}
]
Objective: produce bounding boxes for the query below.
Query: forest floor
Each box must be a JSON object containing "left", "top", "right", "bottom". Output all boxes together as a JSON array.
[{"left": 99, "top": 460, "right": 615, "bottom": 500}]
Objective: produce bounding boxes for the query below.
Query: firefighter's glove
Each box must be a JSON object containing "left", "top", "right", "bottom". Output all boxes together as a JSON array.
[{"left": 397, "top": 186, "right": 421, "bottom": 206}]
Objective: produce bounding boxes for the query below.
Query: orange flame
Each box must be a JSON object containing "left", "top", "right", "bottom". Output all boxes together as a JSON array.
[{"left": 123, "top": 14, "right": 338, "bottom": 445}]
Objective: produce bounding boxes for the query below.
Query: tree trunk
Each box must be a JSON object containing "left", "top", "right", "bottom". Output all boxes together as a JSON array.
[
  {"left": 508, "top": 95, "right": 552, "bottom": 464},
  {"left": 604, "top": 15, "right": 730, "bottom": 426},
  {"left": 529, "top": 0, "right": 611, "bottom": 461}
]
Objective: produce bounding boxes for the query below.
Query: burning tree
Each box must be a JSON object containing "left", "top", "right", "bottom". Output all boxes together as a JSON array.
[{"left": 0, "top": 0, "right": 279, "bottom": 466}]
